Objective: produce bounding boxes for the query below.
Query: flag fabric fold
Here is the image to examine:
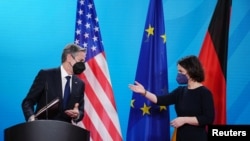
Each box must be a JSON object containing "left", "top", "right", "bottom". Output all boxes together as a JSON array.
[
  {"left": 73, "top": 0, "right": 122, "bottom": 140},
  {"left": 126, "top": 0, "right": 170, "bottom": 140},
  {"left": 198, "top": 0, "right": 232, "bottom": 125}
]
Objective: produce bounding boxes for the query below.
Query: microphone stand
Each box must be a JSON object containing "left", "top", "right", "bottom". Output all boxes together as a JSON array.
[{"left": 45, "top": 82, "right": 48, "bottom": 120}]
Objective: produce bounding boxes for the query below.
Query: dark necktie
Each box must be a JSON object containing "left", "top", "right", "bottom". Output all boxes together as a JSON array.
[{"left": 63, "top": 76, "right": 71, "bottom": 109}]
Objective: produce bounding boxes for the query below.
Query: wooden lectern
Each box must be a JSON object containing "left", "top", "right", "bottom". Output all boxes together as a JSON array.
[{"left": 4, "top": 120, "right": 90, "bottom": 141}]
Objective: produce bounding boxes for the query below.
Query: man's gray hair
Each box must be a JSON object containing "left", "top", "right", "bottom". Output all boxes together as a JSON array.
[{"left": 61, "top": 43, "right": 86, "bottom": 63}]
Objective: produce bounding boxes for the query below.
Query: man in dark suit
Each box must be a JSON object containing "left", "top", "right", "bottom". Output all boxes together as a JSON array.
[{"left": 22, "top": 43, "right": 86, "bottom": 123}]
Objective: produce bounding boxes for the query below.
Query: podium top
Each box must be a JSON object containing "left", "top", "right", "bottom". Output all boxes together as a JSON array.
[{"left": 4, "top": 120, "right": 90, "bottom": 141}]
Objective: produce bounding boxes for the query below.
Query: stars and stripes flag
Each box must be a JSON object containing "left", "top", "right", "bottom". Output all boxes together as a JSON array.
[
  {"left": 126, "top": 0, "right": 170, "bottom": 140},
  {"left": 73, "top": 0, "right": 122, "bottom": 140}
]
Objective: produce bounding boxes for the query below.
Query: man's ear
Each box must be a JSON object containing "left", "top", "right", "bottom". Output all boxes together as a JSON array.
[{"left": 67, "top": 54, "right": 73, "bottom": 61}]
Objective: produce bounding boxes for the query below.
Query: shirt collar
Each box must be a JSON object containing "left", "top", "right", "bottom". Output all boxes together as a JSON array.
[{"left": 60, "top": 65, "right": 71, "bottom": 78}]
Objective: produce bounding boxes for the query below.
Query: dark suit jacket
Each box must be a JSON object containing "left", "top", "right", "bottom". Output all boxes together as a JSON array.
[{"left": 22, "top": 67, "right": 85, "bottom": 123}]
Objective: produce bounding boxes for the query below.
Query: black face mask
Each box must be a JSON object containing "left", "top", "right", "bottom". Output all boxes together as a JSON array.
[{"left": 73, "top": 62, "right": 85, "bottom": 74}]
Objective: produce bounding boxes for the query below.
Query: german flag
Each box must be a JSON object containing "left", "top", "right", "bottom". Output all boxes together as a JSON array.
[{"left": 198, "top": 0, "right": 232, "bottom": 125}]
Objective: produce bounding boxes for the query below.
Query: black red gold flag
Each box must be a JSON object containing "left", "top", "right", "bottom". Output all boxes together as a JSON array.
[{"left": 199, "top": 0, "right": 232, "bottom": 125}]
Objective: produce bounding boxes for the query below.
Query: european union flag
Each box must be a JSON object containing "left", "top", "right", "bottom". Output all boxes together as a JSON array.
[{"left": 126, "top": 0, "right": 170, "bottom": 141}]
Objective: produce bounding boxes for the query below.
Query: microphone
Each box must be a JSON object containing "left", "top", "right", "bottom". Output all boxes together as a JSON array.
[{"left": 45, "top": 81, "right": 48, "bottom": 120}]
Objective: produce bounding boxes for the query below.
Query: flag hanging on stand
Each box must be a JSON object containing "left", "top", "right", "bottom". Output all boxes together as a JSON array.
[
  {"left": 126, "top": 0, "right": 170, "bottom": 140},
  {"left": 198, "top": 0, "right": 232, "bottom": 125},
  {"left": 73, "top": 0, "right": 122, "bottom": 140}
]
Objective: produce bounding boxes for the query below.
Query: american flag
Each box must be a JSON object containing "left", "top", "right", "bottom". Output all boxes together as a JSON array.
[{"left": 73, "top": 0, "right": 122, "bottom": 140}]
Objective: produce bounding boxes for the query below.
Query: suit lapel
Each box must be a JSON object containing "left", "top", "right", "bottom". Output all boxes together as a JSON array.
[
  {"left": 71, "top": 75, "right": 79, "bottom": 95},
  {"left": 54, "top": 67, "right": 63, "bottom": 99}
]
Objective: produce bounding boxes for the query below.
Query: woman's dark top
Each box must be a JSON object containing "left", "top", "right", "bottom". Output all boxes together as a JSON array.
[{"left": 156, "top": 86, "right": 215, "bottom": 141}]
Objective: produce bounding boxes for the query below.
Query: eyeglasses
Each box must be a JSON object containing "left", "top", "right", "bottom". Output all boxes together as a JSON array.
[{"left": 71, "top": 55, "right": 85, "bottom": 63}]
